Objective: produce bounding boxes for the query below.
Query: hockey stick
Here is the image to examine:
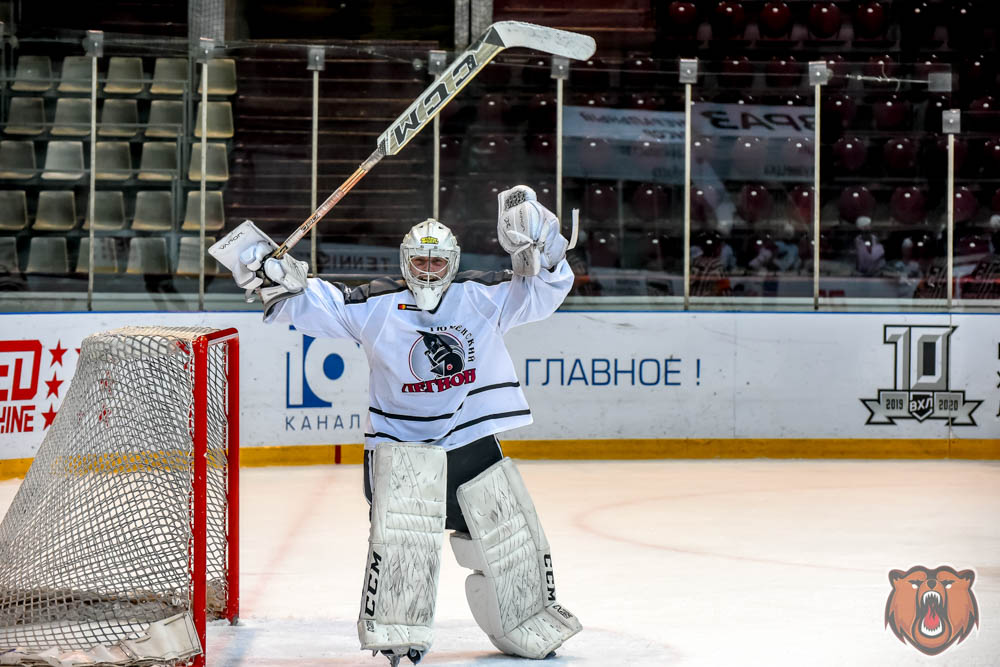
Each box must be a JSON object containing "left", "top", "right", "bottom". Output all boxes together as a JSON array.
[{"left": 271, "top": 21, "right": 596, "bottom": 259}]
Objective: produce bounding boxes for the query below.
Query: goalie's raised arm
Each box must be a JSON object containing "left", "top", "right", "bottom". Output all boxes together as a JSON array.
[{"left": 496, "top": 185, "right": 569, "bottom": 276}]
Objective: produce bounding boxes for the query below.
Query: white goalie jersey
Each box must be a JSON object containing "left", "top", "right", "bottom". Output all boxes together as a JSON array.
[{"left": 267, "top": 260, "right": 573, "bottom": 450}]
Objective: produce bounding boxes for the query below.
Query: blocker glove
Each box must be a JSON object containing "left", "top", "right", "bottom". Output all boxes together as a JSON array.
[{"left": 238, "top": 242, "right": 309, "bottom": 315}]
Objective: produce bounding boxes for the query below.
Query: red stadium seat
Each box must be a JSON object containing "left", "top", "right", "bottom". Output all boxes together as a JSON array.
[
  {"left": 991, "top": 188, "right": 1000, "bottom": 216},
  {"left": 737, "top": 184, "right": 773, "bottom": 224},
  {"left": 808, "top": 2, "right": 842, "bottom": 39},
  {"left": 839, "top": 186, "right": 876, "bottom": 224},
  {"left": 970, "top": 96, "right": 995, "bottom": 112},
  {"left": 587, "top": 228, "right": 621, "bottom": 268},
  {"left": 579, "top": 138, "right": 614, "bottom": 176},
  {"left": 622, "top": 55, "right": 658, "bottom": 89},
  {"left": 953, "top": 186, "right": 979, "bottom": 224},
  {"left": 572, "top": 59, "right": 611, "bottom": 90},
  {"left": 853, "top": 1, "right": 888, "bottom": 39},
  {"left": 469, "top": 135, "right": 512, "bottom": 171},
  {"left": 963, "top": 55, "right": 995, "bottom": 92},
  {"left": 781, "top": 137, "right": 813, "bottom": 172},
  {"left": 712, "top": 2, "right": 747, "bottom": 40},
  {"left": 691, "top": 185, "right": 721, "bottom": 224},
  {"left": 824, "top": 55, "right": 848, "bottom": 89},
  {"left": 732, "top": 136, "right": 766, "bottom": 176},
  {"left": 759, "top": 1, "right": 793, "bottom": 38},
  {"left": 901, "top": 1, "right": 936, "bottom": 48},
  {"left": 691, "top": 137, "right": 714, "bottom": 166},
  {"left": 520, "top": 57, "right": 549, "bottom": 88},
  {"left": 625, "top": 93, "right": 666, "bottom": 111},
  {"left": 890, "top": 186, "right": 927, "bottom": 225},
  {"left": 585, "top": 182, "right": 617, "bottom": 223},
  {"left": 665, "top": 2, "right": 701, "bottom": 39},
  {"left": 788, "top": 185, "right": 814, "bottom": 225},
  {"left": 833, "top": 136, "right": 868, "bottom": 173},
  {"left": 720, "top": 56, "right": 754, "bottom": 89},
  {"left": 924, "top": 93, "right": 952, "bottom": 132},
  {"left": 948, "top": 2, "right": 981, "bottom": 49},
  {"left": 983, "top": 138, "right": 1000, "bottom": 176},
  {"left": 873, "top": 94, "right": 910, "bottom": 131},
  {"left": 883, "top": 137, "right": 917, "bottom": 175},
  {"left": 527, "top": 134, "right": 555, "bottom": 169},
  {"left": 765, "top": 56, "right": 801, "bottom": 88},
  {"left": 475, "top": 94, "right": 509, "bottom": 128},
  {"left": 823, "top": 94, "right": 858, "bottom": 129},
  {"left": 439, "top": 136, "right": 462, "bottom": 172},
  {"left": 526, "top": 93, "right": 556, "bottom": 132},
  {"left": 630, "top": 183, "right": 670, "bottom": 222}
]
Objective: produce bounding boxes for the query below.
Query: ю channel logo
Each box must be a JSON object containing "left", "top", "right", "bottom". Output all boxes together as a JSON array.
[{"left": 286, "top": 327, "right": 345, "bottom": 409}]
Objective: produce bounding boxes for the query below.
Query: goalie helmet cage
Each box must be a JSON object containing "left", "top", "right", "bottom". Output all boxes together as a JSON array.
[{"left": 0, "top": 326, "right": 239, "bottom": 667}]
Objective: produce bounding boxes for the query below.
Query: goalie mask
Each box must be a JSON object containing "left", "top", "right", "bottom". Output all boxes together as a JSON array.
[{"left": 400, "top": 218, "right": 460, "bottom": 311}]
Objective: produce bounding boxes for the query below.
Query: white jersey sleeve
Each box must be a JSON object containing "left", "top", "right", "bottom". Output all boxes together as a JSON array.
[
  {"left": 496, "top": 258, "right": 574, "bottom": 333},
  {"left": 264, "top": 276, "right": 375, "bottom": 344}
]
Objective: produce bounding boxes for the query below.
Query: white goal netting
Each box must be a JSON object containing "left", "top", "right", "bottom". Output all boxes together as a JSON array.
[{"left": 0, "top": 326, "right": 234, "bottom": 665}]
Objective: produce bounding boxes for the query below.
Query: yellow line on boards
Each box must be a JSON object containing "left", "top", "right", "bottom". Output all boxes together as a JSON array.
[{"left": 0, "top": 439, "right": 996, "bottom": 481}]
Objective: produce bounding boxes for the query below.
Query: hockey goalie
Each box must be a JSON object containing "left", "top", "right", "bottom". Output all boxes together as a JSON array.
[{"left": 219, "top": 185, "right": 581, "bottom": 665}]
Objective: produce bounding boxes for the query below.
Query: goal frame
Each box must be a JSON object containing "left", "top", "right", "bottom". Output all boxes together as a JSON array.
[{"left": 192, "top": 327, "right": 240, "bottom": 666}]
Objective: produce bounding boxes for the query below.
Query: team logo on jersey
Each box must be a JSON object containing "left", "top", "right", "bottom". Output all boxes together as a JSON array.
[{"left": 402, "top": 326, "right": 477, "bottom": 393}]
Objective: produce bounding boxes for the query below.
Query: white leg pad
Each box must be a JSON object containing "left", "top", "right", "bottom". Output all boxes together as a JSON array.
[
  {"left": 358, "top": 442, "right": 447, "bottom": 655},
  {"left": 452, "top": 457, "right": 581, "bottom": 659}
]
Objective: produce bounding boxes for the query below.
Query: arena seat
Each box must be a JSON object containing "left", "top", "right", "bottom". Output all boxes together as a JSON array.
[
  {"left": 146, "top": 100, "right": 184, "bottom": 138},
  {"left": 83, "top": 190, "right": 126, "bottom": 230},
  {"left": 526, "top": 93, "right": 556, "bottom": 132},
  {"left": 188, "top": 143, "right": 229, "bottom": 182},
  {"left": 42, "top": 141, "right": 85, "bottom": 180},
  {"left": 711, "top": 1, "right": 747, "bottom": 40},
  {"left": 585, "top": 182, "right": 617, "bottom": 223},
  {"left": 571, "top": 58, "right": 611, "bottom": 90},
  {"left": 176, "top": 236, "right": 223, "bottom": 276},
  {"left": 100, "top": 99, "right": 139, "bottom": 138},
  {"left": 475, "top": 94, "right": 508, "bottom": 128},
  {"left": 182, "top": 190, "right": 225, "bottom": 231},
  {"left": 838, "top": 186, "right": 876, "bottom": 225},
  {"left": 75, "top": 237, "right": 119, "bottom": 274},
  {"left": 833, "top": 136, "right": 867, "bottom": 173},
  {"left": 853, "top": 1, "right": 888, "bottom": 40},
  {"left": 587, "top": 228, "right": 621, "bottom": 268},
  {"left": 719, "top": 56, "right": 753, "bottom": 89},
  {"left": 883, "top": 138, "right": 917, "bottom": 176},
  {"left": 103, "top": 57, "right": 145, "bottom": 95},
  {"left": 5, "top": 98, "right": 45, "bottom": 136},
  {"left": 630, "top": 183, "right": 669, "bottom": 223},
  {"left": 132, "top": 190, "right": 174, "bottom": 231},
  {"left": 197, "top": 59, "right": 237, "bottom": 95},
  {"left": 26, "top": 237, "right": 69, "bottom": 274},
  {"left": 11, "top": 55, "right": 53, "bottom": 92},
  {"left": 664, "top": 2, "right": 700, "bottom": 40},
  {"left": 807, "top": 2, "right": 842, "bottom": 39},
  {"left": 622, "top": 55, "right": 657, "bottom": 89},
  {"left": 0, "top": 237, "right": 18, "bottom": 273},
  {"left": 736, "top": 184, "right": 774, "bottom": 225},
  {"left": 527, "top": 134, "right": 554, "bottom": 170},
  {"left": 691, "top": 184, "right": 721, "bottom": 224},
  {"left": 788, "top": 185, "right": 814, "bottom": 226},
  {"left": 759, "top": 1, "right": 793, "bottom": 39},
  {"left": 126, "top": 237, "right": 170, "bottom": 274},
  {"left": 578, "top": 138, "right": 613, "bottom": 177},
  {"left": 983, "top": 138, "right": 1000, "bottom": 176},
  {"left": 138, "top": 141, "right": 178, "bottom": 181},
  {"left": 150, "top": 58, "right": 188, "bottom": 95},
  {"left": 872, "top": 95, "right": 910, "bottom": 131},
  {"left": 95, "top": 142, "right": 132, "bottom": 180},
  {"left": 889, "top": 186, "right": 927, "bottom": 226},
  {"left": 33, "top": 191, "right": 77, "bottom": 231},
  {"left": 952, "top": 186, "right": 979, "bottom": 224},
  {"left": 0, "top": 191, "right": 27, "bottom": 231},
  {"left": 58, "top": 56, "right": 93, "bottom": 93},
  {"left": 0, "top": 140, "right": 37, "bottom": 179},
  {"left": 51, "top": 98, "right": 92, "bottom": 136},
  {"left": 765, "top": 56, "right": 801, "bottom": 89},
  {"left": 194, "top": 101, "right": 234, "bottom": 139}
]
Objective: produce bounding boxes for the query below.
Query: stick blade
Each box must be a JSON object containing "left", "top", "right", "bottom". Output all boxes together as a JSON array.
[{"left": 492, "top": 21, "right": 596, "bottom": 61}]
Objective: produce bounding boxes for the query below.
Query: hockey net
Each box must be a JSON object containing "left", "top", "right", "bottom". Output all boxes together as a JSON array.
[{"left": 0, "top": 326, "right": 239, "bottom": 666}]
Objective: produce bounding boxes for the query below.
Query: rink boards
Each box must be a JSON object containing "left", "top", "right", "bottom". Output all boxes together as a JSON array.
[{"left": 0, "top": 310, "right": 997, "bottom": 474}]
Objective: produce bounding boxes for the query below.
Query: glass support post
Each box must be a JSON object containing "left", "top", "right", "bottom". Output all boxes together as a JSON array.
[
  {"left": 195, "top": 37, "right": 214, "bottom": 311},
  {"left": 943, "top": 109, "right": 960, "bottom": 306},
  {"left": 552, "top": 57, "right": 568, "bottom": 223},
  {"left": 307, "top": 46, "right": 325, "bottom": 274},
  {"left": 809, "top": 62, "right": 830, "bottom": 311},
  {"left": 679, "top": 58, "right": 697, "bottom": 310},
  {"left": 85, "top": 31, "right": 103, "bottom": 311}
]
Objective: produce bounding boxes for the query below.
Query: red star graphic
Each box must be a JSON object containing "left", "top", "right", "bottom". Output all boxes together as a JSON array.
[
  {"left": 50, "top": 341, "right": 67, "bottom": 367},
  {"left": 41, "top": 405, "right": 58, "bottom": 429},
  {"left": 45, "top": 373, "right": 63, "bottom": 398}
]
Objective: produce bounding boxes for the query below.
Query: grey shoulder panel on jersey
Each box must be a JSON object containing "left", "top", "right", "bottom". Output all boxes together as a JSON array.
[
  {"left": 323, "top": 276, "right": 408, "bottom": 304},
  {"left": 453, "top": 269, "right": 514, "bottom": 287}
]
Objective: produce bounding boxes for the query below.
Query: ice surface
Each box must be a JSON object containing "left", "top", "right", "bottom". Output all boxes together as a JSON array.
[{"left": 1, "top": 459, "right": 997, "bottom": 666}]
